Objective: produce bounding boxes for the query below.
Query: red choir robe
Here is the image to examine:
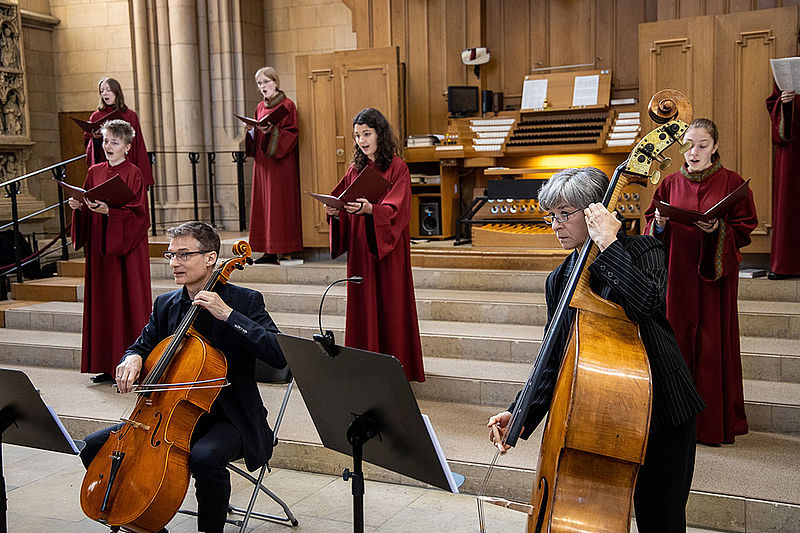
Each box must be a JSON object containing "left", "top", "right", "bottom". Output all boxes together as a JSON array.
[
  {"left": 328, "top": 156, "right": 425, "bottom": 382},
  {"left": 246, "top": 93, "right": 303, "bottom": 255},
  {"left": 84, "top": 107, "right": 154, "bottom": 187},
  {"left": 767, "top": 86, "right": 800, "bottom": 275},
  {"left": 72, "top": 160, "right": 152, "bottom": 375},
  {"left": 644, "top": 161, "right": 758, "bottom": 444}
]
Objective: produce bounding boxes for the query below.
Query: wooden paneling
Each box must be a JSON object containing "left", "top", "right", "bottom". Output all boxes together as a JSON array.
[
  {"left": 714, "top": 6, "right": 799, "bottom": 242},
  {"left": 640, "top": 6, "right": 798, "bottom": 253},
  {"left": 296, "top": 47, "right": 400, "bottom": 247}
]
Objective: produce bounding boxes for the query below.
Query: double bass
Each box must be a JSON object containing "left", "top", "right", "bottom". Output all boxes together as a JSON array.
[
  {"left": 80, "top": 241, "right": 254, "bottom": 533},
  {"left": 481, "top": 90, "right": 693, "bottom": 532}
]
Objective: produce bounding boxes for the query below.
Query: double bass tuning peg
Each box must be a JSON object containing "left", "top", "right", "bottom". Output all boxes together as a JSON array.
[
  {"left": 649, "top": 170, "right": 661, "bottom": 185},
  {"left": 677, "top": 140, "right": 691, "bottom": 154},
  {"left": 657, "top": 156, "right": 672, "bottom": 171}
]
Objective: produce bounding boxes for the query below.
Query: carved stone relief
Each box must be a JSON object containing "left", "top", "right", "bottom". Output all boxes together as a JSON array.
[{"left": 0, "top": 2, "right": 26, "bottom": 140}]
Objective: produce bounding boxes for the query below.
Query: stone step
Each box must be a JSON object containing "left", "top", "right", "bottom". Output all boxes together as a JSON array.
[
  {"left": 415, "top": 356, "right": 800, "bottom": 434},
  {"left": 5, "top": 301, "right": 800, "bottom": 385},
  {"left": 57, "top": 259, "right": 84, "bottom": 278},
  {"left": 6, "top": 364, "right": 799, "bottom": 533},
  {"left": 14, "top": 271, "right": 800, "bottom": 337},
  {"left": 0, "top": 322, "right": 797, "bottom": 434},
  {"left": 148, "top": 279, "right": 548, "bottom": 326},
  {"left": 10, "top": 277, "right": 82, "bottom": 302}
]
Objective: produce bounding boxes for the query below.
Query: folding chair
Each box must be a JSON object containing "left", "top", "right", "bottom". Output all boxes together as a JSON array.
[{"left": 179, "top": 378, "right": 299, "bottom": 530}]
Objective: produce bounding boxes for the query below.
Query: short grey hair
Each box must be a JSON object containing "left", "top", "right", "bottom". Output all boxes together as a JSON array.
[
  {"left": 166, "top": 221, "right": 220, "bottom": 254},
  {"left": 537, "top": 167, "right": 609, "bottom": 211}
]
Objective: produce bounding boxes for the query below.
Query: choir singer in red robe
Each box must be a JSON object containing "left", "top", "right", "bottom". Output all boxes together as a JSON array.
[
  {"left": 766, "top": 86, "right": 799, "bottom": 279},
  {"left": 245, "top": 66, "right": 303, "bottom": 264},
  {"left": 85, "top": 77, "right": 153, "bottom": 187},
  {"left": 69, "top": 119, "right": 152, "bottom": 384},
  {"left": 644, "top": 118, "right": 758, "bottom": 446},
  {"left": 323, "top": 108, "right": 425, "bottom": 382}
]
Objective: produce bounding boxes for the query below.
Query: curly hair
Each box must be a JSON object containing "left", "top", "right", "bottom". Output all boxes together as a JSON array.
[
  {"left": 352, "top": 108, "right": 398, "bottom": 172},
  {"left": 101, "top": 119, "right": 135, "bottom": 146}
]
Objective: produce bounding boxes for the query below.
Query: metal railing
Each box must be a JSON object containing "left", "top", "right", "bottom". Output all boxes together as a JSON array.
[
  {"left": 0, "top": 149, "right": 251, "bottom": 293},
  {"left": 148, "top": 150, "right": 249, "bottom": 233}
]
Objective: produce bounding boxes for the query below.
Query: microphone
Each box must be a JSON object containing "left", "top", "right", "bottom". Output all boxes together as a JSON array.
[{"left": 314, "top": 276, "right": 363, "bottom": 357}]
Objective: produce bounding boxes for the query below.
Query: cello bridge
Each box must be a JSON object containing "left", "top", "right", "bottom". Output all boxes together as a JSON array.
[{"left": 120, "top": 417, "right": 151, "bottom": 431}]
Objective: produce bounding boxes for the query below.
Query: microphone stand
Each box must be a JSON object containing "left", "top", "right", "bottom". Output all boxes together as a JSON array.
[{"left": 313, "top": 276, "right": 363, "bottom": 357}]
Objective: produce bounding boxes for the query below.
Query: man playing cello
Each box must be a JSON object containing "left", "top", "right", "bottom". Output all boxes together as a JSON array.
[
  {"left": 488, "top": 168, "right": 705, "bottom": 532},
  {"left": 80, "top": 221, "right": 287, "bottom": 533}
]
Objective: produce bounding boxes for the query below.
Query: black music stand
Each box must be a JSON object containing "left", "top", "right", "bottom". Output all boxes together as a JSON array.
[
  {"left": 276, "top": 334, "right": 462, "bottom": 533},
  {"left": 0, "top": 368, "right": 82, "bottom": 533}
]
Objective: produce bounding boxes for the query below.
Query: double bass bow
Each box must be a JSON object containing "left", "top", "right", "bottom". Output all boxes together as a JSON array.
[
  {"left": 80, "top": 241, "right": 254, "bottom": 533},
  {"left": 479, "top": 90, "right": 693, "bottom": 532}
]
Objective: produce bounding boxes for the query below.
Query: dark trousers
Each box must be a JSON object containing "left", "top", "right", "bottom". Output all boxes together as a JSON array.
[
  {"left": 80, "top": 413, "right": 244, "bottom": 533},
  {"left": 634, "top": 417, "right": 697, "bottom": 533}
]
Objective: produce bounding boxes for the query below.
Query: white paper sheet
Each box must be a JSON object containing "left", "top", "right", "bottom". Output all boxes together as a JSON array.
[
  {"left": 770, "top": 57, "right": 800, "bottom": 92},
  {"left": 572, "top": 74, "right": 600, "bottom": 106},
  {"left": 521, "top": 79, "right": 548, "bottom": 109},
  {"left": 421, "top": 414, "right": 463, "bottom": 493}
]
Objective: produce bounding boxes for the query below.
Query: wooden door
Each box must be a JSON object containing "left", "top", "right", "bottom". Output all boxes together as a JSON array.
[
  {"left": 713, "top": 7, "right": 798, "bottom": 247},
  {"left": 58, "top": 112, "right": 91, "bottom": 185},
  {"left": 296, "top": 46, "right": 401, "bottom": 247}
]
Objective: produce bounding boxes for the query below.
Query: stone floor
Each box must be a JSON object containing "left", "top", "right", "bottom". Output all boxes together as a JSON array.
[{"left": 5, "top": 443, "right": 727, "bottom": 533}]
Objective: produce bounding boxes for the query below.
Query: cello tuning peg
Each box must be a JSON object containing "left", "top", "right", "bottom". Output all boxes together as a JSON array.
[
  {"left": 659, "top": 157, "right": 672, "bottom": 171},
  {"left": 649, "top": 170, "right": 661, "bottom": 185},
  {"left": 677, "top": 140, "right": 691, "bottom": 154}
]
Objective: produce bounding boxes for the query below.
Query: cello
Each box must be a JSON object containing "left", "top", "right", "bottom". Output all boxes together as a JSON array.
[
  {"left": 480, "top": 90, "right": 693, "bottom": 532},
  {"left": 80, "top": 240, "right": 254, "bottom": 533}
]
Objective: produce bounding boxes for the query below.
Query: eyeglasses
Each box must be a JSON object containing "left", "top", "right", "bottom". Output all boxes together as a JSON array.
[
  {"left": 163, "top": 250, "right": 212, "bottom": 262},
  {"left": 542, "top": 208, "right": 583, "bottom": 225}
]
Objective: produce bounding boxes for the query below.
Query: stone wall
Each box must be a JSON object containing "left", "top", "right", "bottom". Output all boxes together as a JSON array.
[
  {"left": 49, "top": 0, "right": 134, "bottom": 113},
  {"left": 262, "top": 0, "right": 356, "bottom": 101}
]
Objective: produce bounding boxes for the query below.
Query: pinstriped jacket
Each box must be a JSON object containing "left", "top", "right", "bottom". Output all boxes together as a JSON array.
[{"left": 512, "top": 233, "right": 705, "bottom": 439}]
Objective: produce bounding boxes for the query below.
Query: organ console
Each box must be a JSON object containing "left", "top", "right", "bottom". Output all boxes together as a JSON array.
[{"left": 406, "top": 69, "right": 652, "bottom": 247}]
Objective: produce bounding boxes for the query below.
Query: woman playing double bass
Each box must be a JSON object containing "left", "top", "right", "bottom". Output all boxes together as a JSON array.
[
  {"left": 488, "top": 167, "right": 705, "bottom": 532},
  {"left": 79, "top": 221, "right": 287, "bottom": 533}
]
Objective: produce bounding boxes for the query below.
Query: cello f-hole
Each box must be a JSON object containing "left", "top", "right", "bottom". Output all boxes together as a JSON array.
[{"left": 150, "top": 412, "right": 163, "bottom": 447}]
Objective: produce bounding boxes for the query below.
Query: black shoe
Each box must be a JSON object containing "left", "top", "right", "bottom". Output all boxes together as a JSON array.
[
  {"left": 254, "top": 253, "right": 279, "bottom": 265},
  {"left": 90, "top": 373, "right": 113, "bottom": 383},
  {"left": 767, "top": 272, "right": 787, "bottom": 280}
]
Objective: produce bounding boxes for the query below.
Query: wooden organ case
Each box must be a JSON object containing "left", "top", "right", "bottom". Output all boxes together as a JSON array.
[{"left": 407, "top": 70, "right": 654, "bottom": 248}]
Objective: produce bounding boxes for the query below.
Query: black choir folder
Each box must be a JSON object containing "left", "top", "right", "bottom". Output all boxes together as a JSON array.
[
  {"left": 307, "top": 165, "right": 390, "bottom": 210},
  {"left": 234, "top": 105, "right": 289, "bottom": 128},
  {"left": 53, "top": 175, "right": 136, "bottom": 208},
  {"left": 655, "top": 179, "right": 750, "bottom": 225},
  {"left": 69, "top": 109, "right": 123, "bottom": 133}
]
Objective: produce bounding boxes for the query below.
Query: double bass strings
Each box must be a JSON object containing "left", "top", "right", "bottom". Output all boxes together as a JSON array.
[{"left": 476, "top": 449, "right": 501, "bottom": 532}]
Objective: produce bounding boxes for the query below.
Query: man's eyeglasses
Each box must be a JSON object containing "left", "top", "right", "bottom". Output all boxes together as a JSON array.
[
  {"left": 163, "top": 250, "right": 212, "bottom": 262},
  {"left": 542, "top": 208, "right": 582, "bottom": 225}
]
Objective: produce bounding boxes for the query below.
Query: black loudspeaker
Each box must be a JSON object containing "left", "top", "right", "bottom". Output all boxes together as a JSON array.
[
  {"left": 481, "top": 90, "right": 493, "bottom": 114},
  {"left": 492, "top": 92, "right": 504, "bottom": 113},
  {"left": 419, "top": 201, "right": 441, "bottom": 236}
]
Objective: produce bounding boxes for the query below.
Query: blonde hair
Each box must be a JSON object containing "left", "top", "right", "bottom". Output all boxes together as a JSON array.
[
  {"left": 255, "top": 66, "right": 279, "bottom": 89},
  {"left": 101, "top": 119, "right": 135, "bottom": 145}
]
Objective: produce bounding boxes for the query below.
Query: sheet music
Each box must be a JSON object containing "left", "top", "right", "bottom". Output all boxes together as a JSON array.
[
  {"left": 770, "top": 57, "right": 800, "bottom": 92},
  {"left": 421, "top": 414, "right": 463, "bottom": 493},
  {"left": 572, "top": 74, "right": 600, "bottom": 107},
  {"left": 46, "top": 405, "right": 82, "bottom": 453},
  {"left": 521, "top": 79, "right": 548, "bottom": 110}
]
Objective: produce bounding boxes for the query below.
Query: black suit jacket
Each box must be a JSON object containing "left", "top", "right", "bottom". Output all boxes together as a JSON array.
[
  {"left": 512, "top": 234, "right": 704, "bottom": 438},
  {"left": 124, "top": 282, "right": 287, "bottom": 471}
]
